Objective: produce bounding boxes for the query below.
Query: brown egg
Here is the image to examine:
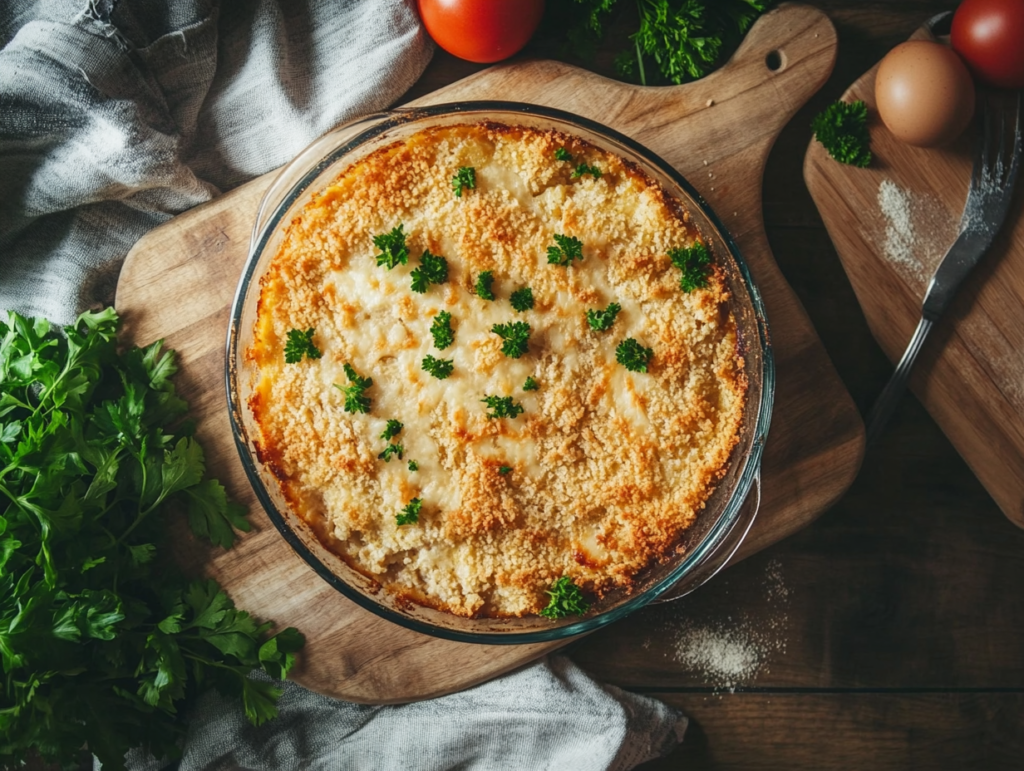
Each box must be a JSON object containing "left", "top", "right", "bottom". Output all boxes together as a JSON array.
[{"left": 875, "top": 40, "right": 975, "bottom": 148}]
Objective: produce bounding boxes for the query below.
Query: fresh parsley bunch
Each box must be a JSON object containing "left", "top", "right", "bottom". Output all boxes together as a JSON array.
[
  {"left": 546, "top": 0, "right": 774, "bottom": 86},
  {"left": 0, "top": 309, "right": 303, "bottom": 770}
]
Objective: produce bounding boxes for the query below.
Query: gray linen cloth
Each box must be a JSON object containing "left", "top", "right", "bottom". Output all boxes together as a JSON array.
[{"left": 1, "top": 1, "right": 686, "bottom": 769}]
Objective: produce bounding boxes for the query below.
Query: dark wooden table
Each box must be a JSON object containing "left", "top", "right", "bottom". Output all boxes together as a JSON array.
[{"left": 404, "top": 2, "right": 1024, "bottom": 767}]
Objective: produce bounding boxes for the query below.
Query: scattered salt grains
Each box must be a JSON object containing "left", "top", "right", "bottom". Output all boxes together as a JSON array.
[
  {"left": 672, "top": 626, "right": 761, "bottom": 689},
  {"left": 657, "top": 558, "right": 790, "bottom": 692},
  {"left": 877, "top": 179, "right": 920, "bottom": 278},
  {"left": 876, "top": 179, "right": 953, "bottom": 285}
]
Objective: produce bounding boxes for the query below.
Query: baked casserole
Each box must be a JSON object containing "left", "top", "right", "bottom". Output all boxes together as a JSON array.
[{"left": 245, "top": 122, "right": 746, "bottom": 618}]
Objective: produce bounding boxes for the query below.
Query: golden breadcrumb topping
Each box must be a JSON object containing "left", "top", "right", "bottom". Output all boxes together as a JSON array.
[{"left": 247, "top": 123, "right": 746, "bottom": 618}]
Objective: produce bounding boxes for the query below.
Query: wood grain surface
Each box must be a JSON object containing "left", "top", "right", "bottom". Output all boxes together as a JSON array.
[
  {"left": 115, "top": 3, "right": 863, "bottom": 705},
  {"left": 804, "top": 23, "right": 1024, "bottom": 529}
]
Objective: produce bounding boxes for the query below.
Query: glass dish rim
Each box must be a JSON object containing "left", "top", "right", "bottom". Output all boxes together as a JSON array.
[{"left": 225, "top": 100, "right": 776, "bottom": 644}]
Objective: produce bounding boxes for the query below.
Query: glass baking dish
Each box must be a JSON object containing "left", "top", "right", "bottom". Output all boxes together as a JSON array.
[{"left": 226, "top": 102, "right": 774, "bottom": 644}]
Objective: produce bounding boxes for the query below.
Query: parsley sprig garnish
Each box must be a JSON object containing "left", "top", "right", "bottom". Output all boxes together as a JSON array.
[
  {"left": 669, "top": 242, "right": 712, "bottom": 292},
  {"left": 408, "top": 460, "right": 419, "bottom": 472},
  {"left": 812, "top": 100, "right": 872, "bottom": 168},
  {"left": 523, "top": 377, "right": 539, "bottom": 391},
  {"left": 491, "top": 321, "right": 531, "bottom": 359},
  {"left": 397, "top": 497, "right": 422, "bottom": 525},
  {"left": 616, "top": 338, "right": 654, "bottom": 373},
  {"left": 373, "top": 224, "right": 409, "bottom": 269},
  {"left": 284, "top": 327, "right": 322, "bottom": 363},
  {"left": 499, "top": 465, "right": 513, "bottom": 475},
  {"left": 554, "top": 147, "right": 573, "bottom": 161},
  {"left": 380, "top": 419, "right": 403, "bottom": 441},
  {"left": 571, "top": 163, "right": 602, "bottom": 179},
  {"left": 482, "top": 395, "right": 525, "bottom": 420},
  {"left": 335, "top": 363, "right": 373, "bottom": 413},
  {"left": 378, "top": 443, "right": 404, "bottom": 462},
  {"left": 422, "top": 355, "right": 454, "bottom": 380},
  {"left": 539, "top": 577, "right": 590, "bottom": 619},
  {"left": 586, "top": 302, "right": 621, "bottom": 332},
  {"left": 547, "top": 234, "right": 584, "bottom": 266},
  {"left": 410, "top": 249, "right": 449, "bottom": 294},
  {"left": 475, "top": 270, "right": 496, "bottom": 301},
  {"left": 510, "top": 287, "right": 534, "bottom": 312},
  {"left": 0, "top": 309, "right": 303, "bottom": 769},
  {"left": 430, "top": 311, "right": 455, "bottom": 350},
  {"left": 452, "top": 166, "right": 476, "bottom": 197}
]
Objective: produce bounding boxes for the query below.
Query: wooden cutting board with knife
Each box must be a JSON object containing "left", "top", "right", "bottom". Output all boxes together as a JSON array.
[{"left": 805, "top": 15, "right": 1024, "bottom": 529}]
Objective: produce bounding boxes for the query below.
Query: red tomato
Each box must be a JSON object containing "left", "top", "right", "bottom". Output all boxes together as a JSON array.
[
  {"left": 951, "top": 0, "right": 1024, "bottom": 89},
  {"left": 417, "top": 0, "right": 545, "bottom": 64}
]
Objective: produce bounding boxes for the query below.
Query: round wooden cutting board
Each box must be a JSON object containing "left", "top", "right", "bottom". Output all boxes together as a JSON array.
[{"left": 115, "top": 3, "right": 863, "bottom": 704}]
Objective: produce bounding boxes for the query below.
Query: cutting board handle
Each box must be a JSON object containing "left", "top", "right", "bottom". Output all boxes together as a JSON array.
[
  {"left": 723, "top": 1, "right": 837, "bottom": 86},
  {"left": 559, "top": 2, "right": 838, "bottom": 203}
]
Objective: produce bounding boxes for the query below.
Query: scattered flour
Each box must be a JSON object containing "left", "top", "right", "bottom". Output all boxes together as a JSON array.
[
  {"left": 672, "top": 626, "right": 762, "bottom": 688},
  {"left": 658, "top": 558, "right": 790, "bottom": 692},
  {"left": 877, "top": 179, "right": 957, "bottom": 286},
  {"left": 877, "top": 179, "right": 921, "bottom": 278}
]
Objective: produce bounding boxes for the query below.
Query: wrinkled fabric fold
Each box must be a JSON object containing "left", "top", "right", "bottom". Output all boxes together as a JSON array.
[
  {"left": 117, "top": 656, "right": 686, "bottom": 771},
  {"left": 0, "top": 0, "right": 433, "bottom": 322}
]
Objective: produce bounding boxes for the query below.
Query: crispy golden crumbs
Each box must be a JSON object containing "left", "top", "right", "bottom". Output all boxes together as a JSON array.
[{"left": 247, "top": 123, "right": 746, "bottom": 618}]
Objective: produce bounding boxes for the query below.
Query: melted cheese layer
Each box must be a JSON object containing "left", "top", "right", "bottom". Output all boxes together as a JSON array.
[{"left": 247, "top": 123, "right": 746, "bottom": 617}]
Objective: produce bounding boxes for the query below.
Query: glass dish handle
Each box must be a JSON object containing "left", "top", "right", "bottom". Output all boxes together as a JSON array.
[
  {"left": 249, "top": 110, "right": 402, "bottom": 254},
  {"left": 652, "top": 470, "right": 761, "bottom": 604}
]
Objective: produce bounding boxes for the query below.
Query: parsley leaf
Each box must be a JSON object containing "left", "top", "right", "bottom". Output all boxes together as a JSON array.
[
  {"left": 570, "top": 163, "right": 602, "bottom": 179},
  {"left": 408, "top": 460, "right": 419, "bottom": 472},
  {"left": 378, "top": 443, "right": 404, "bottom": 462},
  {"left": 0, "top": 309, "right": 303, "bottom": 770},
  {"left": 812, "top": 99, "right": 872, "bottom": 168},
  {"left": 609, "top": 0, "right": 772, "bottom": 87},
  {"left": 422, "top": 355, "right": 454, "bottom": 380},
  {"left": 547, "top": 234, "right": 584, "bottom": 266},
  {"left": 452, "top": 166, "right": 476, "bottom": 197},
  {"left": 539, "top": 576, "right": 590, "bottom": 619},
  {"left": 491, "top": 321, "right": 531, "bottom": 359},
  {"left": 430, "top": 311, "right": 455, "bottom": 350},
  {"left": 669, "top": 242, "right": 712, "bottom": 292},
  {"left": 554, "top": 147, "right": 573, "bottom": 161},
  {"left": 475, "top": 270, "right": 496, "bottom": 301},
  {"left": 183, "top": 478, "right": 252, "bottom": 550},
  {"left": 397, "top": 497, "right": 422, "bottom": 525},
  {"left": 284, "top": 328, "right": 322, "bottom": 363},
  {"left": 498, "top": 465, "right": 513, "bottom": 475},
  {"left": 380, "top": 420, "right": 403, "bottom": 441},
  {"left": 616, "top": 338, "right": 654, "bottom": 373},
  {"left": 373, "top": 224, "right": 409, "bottom": 269},
  {"left": 586, "top": 302, "right": 621, "bottom": 332},
  {"left": 510, "top": 287, "right": 534, "bottom": 312},
  {"left": 523, "top": 377, "right": 539, "bottom": 391},
  {"left": 335, "top": 363, "right": 373, "bottom": 413},
  {"left": 410, "top": 249, "right": 449, "bottom": 294},
  {"left": 482, "top": 395, "right": 525, "bottom": 420}
]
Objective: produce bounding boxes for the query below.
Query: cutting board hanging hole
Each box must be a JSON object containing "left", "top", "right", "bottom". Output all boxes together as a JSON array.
[{"left": 766, "top": 50, "right": 785, "bottom": 72}]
